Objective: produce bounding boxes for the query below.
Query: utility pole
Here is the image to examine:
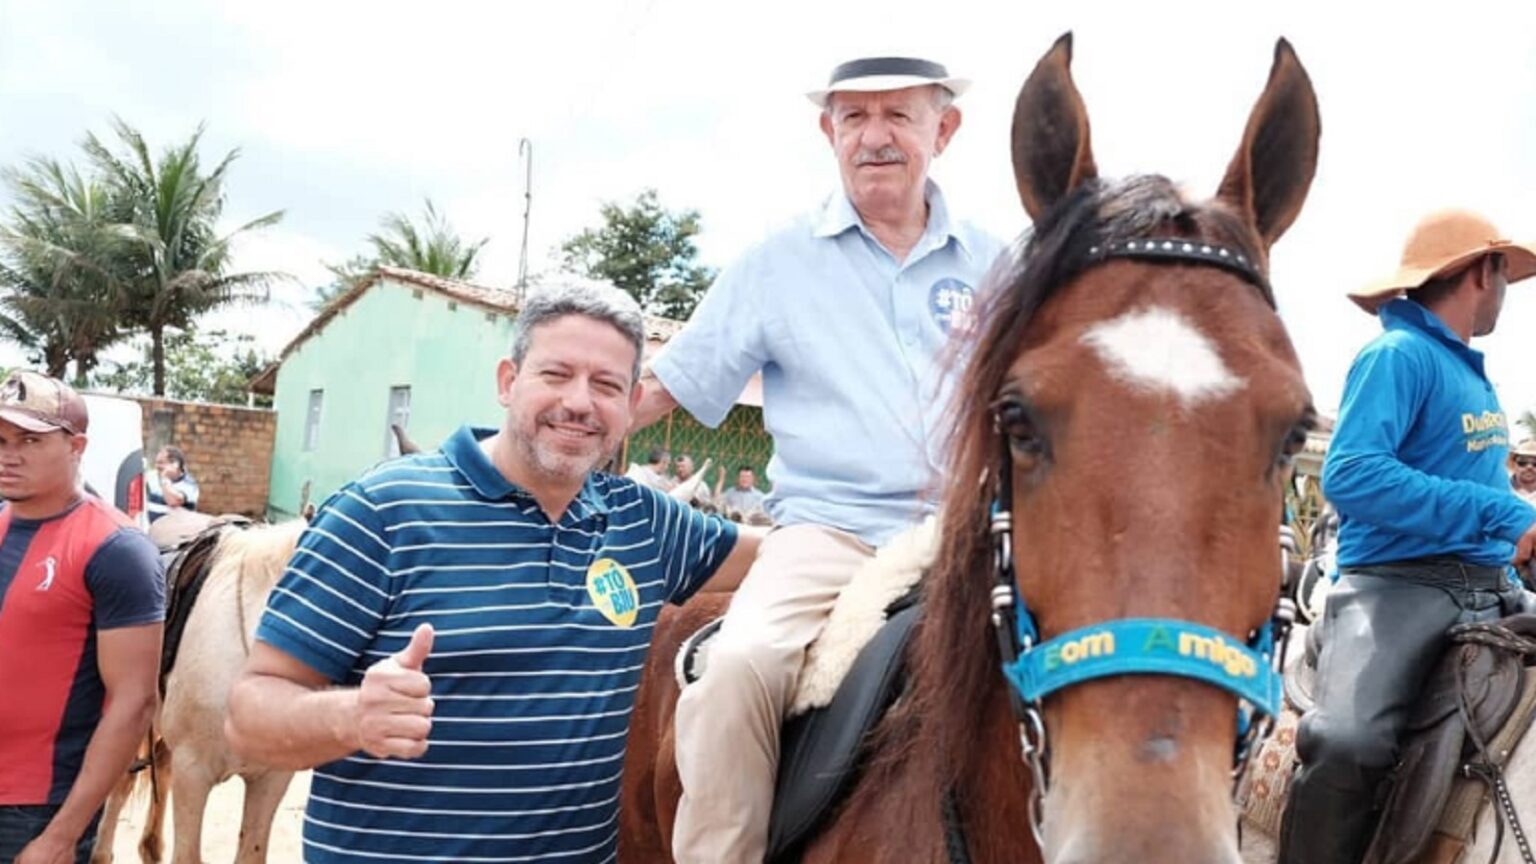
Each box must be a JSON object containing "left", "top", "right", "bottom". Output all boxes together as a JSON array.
[{"left": 516, "top": 138, "right": 533, "bottom": 304}]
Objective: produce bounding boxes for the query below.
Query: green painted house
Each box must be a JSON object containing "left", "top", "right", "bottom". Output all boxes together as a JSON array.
[{"left": 253, "top": 268, "right": 771, "bottom": 519}]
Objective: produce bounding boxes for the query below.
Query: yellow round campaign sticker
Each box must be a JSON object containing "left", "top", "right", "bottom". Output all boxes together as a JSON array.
[{"left": 586, "top": 558, "right": 639, "bottom": 628}]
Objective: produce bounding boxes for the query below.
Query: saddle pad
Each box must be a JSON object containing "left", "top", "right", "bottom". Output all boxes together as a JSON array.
[
  {"left": 789, "top": 516, "right": 936, "bottom": 716},
  {"left": 674, "top": 617, "right": 723, "bottom": 687},
  {"left": 1238, "top": 706, "right": 1302, "bottom": 840}
]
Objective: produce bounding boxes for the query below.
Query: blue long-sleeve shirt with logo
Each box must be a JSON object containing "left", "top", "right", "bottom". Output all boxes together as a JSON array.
[{"left": 1323, "top": 299, "right": 1536, "bottom": 568}]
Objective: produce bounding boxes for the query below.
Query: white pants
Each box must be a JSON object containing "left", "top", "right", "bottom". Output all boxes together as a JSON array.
[{"left": 671, "top": 523, "right": 875, "bottom": 863}]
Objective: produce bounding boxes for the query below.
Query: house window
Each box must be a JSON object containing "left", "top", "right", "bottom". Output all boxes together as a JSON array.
[
  {"left": 304, "top": 389, "right": 324, "bottom": 452},
  {"left": 384, "top": 385, "right": 412, "bottom": 458}
]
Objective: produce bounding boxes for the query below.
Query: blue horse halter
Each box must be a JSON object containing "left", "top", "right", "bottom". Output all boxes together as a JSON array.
[{"left": 982, "top": 237, "right": 1295, "bottom": 841}]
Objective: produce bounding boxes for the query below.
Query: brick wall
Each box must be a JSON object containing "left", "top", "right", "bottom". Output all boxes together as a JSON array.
[{"left": 133, "top": 397, "right": 277, "bottom": 518}]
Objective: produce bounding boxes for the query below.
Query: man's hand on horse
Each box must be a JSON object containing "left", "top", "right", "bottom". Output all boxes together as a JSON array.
[
  {"left": 1515, "top": 520, "right": 1536, "bottom": 569},
  {"left": 354, "top": 623, "right": 436, "bottom": 760}
]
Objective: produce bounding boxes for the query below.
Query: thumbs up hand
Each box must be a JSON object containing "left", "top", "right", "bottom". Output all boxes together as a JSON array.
[
  {"left": 393, "top": 623, "right": 434, "bottom": 671},
  {"left": 354, "top": 623, "right": 436, "bottom": 759}
]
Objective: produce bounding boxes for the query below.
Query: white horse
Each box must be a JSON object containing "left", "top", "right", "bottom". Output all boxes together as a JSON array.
[{"left": 93, "top": 521, "right": 305, "bottom": 863}]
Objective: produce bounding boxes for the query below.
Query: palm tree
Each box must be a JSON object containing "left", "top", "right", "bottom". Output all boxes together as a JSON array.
[
  {"left": 370, "top": 199, "right": 487, "bottom": 279},
  {"left": 1518, "top": 410, "right": 1536, "bottom": 442},
  {"left": 0, "top": 156, "right": 130, "bottom": 381},
  {"left": 316, "top": 199, "right": 487, "bottom": 309},
  {"left": 84, "top": 119, "right": 285, "bottom": 394}
]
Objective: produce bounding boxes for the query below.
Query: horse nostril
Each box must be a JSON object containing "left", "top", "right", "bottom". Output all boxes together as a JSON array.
[{"left": 1139, "top": 734, "right": 1179, "bottom": 763}]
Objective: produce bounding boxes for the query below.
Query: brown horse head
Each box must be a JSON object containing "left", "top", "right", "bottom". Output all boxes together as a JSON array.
[{"left": 916, "top": 34, "right": 1319, "bottom": 864}]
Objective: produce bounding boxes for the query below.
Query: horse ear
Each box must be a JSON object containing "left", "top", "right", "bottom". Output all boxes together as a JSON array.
[
  {"left": 1216, "top": 38, "right": 1320, "bottom": 248},
  {"left": 1012, "top": 32, "right": 1098, "bottom": 221}
]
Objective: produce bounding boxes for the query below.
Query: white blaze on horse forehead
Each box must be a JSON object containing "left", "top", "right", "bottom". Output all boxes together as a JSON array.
[{"left": 1080, "top": 306, "right": 1244, "bottom": 404}]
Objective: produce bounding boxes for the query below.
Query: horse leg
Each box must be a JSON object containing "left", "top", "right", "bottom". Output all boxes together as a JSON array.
[
  {"left": 166, "top": 750, "right": 217, "bottom": 864},
  {"left": 233, "top": 771, "right": 294, "bottom": 863},
  {"left": 139, "top": 739, "right": 172, "bottom": 864}
]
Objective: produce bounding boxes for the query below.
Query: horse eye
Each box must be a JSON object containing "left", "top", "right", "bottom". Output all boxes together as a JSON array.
[
  {"left": 996, "top": 401, "right": 1047, "bottom": 461},
  {"left": 1276, "top": 419, "right": 1312, "bottom": 468}
]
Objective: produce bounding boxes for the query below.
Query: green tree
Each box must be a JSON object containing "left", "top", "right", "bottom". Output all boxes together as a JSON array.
[
  {"left": 91, "top": 328, "right": 272, "bottom": 407},
  {"left": 84, "top": 119, "right": 285, "bottom": 395},
  {"left": 1519, "top": 410, "right": 1536, "bottom": 442},
  {"left": 311, "top": 254, "right": 373, "bottom": 310},
  {"left": 0, "top": 156, "right": 131, "bottom": 381},
  {"left": 317, "top": 199, "right": 488, "bottom": 309},
  {"left": 560, "top": 188, "right": 715, "bottom": 320}
]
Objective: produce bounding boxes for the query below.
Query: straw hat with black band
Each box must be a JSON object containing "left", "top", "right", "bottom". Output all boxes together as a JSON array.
[{"left": 805, "top": 56, "right": 969, "bottom": 108}]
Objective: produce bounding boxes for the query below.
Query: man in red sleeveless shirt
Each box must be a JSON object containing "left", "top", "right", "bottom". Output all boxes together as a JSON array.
[{"left": 0, "top": 371, "right": 163, "bottom": 864}]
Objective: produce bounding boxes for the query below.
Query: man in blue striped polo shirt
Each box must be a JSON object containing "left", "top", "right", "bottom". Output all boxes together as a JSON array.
[{"left": 226, "top": 282, "right": 760, "bottom": 863}]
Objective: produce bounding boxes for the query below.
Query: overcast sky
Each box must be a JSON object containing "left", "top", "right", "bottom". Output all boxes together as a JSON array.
[{"left": 2, "top": 0, "right": 1535, "bottom": 418}]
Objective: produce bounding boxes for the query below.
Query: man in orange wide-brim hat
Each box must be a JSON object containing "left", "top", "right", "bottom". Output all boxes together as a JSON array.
[{"left": 1280, "top": 209, "right": 1536, "bottom": 864}]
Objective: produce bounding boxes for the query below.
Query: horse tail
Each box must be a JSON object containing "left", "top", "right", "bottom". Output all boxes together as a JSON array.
[
  {"left": 112, "top": 729, "right": 154, "bottom": 803},
  {"left": 96, "top": 730, "right": 163, "bottom": 862}
]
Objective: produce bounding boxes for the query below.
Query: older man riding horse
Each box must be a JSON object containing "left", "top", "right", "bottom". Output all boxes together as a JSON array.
[{"left": 621, "top": 32, "right": 1320, "bottom": 864}]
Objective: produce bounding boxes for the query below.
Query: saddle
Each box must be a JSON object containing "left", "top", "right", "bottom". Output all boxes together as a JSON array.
[
  {"left": 1363, "top": 615, "right": 1536, "bottom": 864},
  {"left": 676, "top": 592, "right": 921, "bottom": 864},
  {"left": 1241, "top": 611, "right": 1536, "bottom": 854},
  {"left": 674, "top": 518, "right": 936, "bottom": 862},
  {"left": 1269, "top": 615, "right": 1536, "bottom": 864},
  {"left": 1282, "top": 618, "right": 1323, "bottom": 714},
  {"left": 158, "top": 518, "right": 252, "bottom": 695}
]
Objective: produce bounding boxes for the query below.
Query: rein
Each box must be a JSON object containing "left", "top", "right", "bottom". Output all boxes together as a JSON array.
[{"left": 959, "top": 238, "right": 1293, "bottom": 851}]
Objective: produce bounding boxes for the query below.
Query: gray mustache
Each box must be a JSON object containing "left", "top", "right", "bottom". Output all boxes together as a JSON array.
[{"left": 854, "top": 147, "right": 906, "bottom": 166}]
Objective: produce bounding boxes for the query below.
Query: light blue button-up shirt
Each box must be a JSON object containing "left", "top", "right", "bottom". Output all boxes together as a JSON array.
[{"left": 651, "top": 181, "right": 1007, "bottom": 546}]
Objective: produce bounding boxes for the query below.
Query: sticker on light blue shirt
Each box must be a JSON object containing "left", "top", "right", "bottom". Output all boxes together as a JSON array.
[{"left": 929, "top": 278, "right": 976, "bottom": 334}]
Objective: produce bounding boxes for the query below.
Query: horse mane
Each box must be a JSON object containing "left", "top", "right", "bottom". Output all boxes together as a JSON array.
[
  {"left": 877, "top": 175, "right": 1268, "bottom": 795},
  {"left": 208, "top": 520, "right": 307, "bottom": 596}
]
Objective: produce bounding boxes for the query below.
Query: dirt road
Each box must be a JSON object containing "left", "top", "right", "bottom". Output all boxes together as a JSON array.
[{"left": 105, "top": 772, "right": 309, "bottom": 861}]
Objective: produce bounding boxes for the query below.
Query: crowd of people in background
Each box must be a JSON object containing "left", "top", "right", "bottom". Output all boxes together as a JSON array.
[{"left": 625, "top": 446, "right": 772, "bottom": 524}]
